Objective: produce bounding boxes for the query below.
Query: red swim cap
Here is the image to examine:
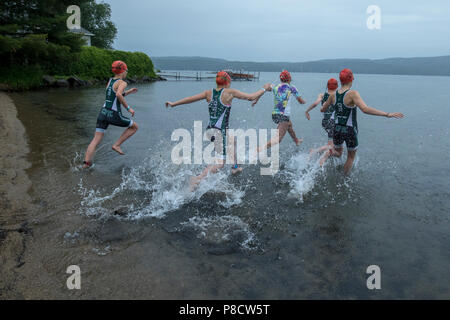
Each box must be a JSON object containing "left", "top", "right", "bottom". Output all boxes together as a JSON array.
[
  {"left": 216, "top": 71, "right": 231, "bottom": 86},
  {"left": 112, "top": 61, "right": 128, "bottom": 74},
  {"left": 280, "top": 70, "right": 291, "bottom": 83},
  {"left": 327, "top": 78, "right": 338, "bottom": 90},
  {"left": 339, "top": 68, "right": 354, "bottom": 84}
]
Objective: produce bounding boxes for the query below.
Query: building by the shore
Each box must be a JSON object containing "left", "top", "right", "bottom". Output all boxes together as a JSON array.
[{"left": 68, "top": 27, "right": 94, "bottom": 46}]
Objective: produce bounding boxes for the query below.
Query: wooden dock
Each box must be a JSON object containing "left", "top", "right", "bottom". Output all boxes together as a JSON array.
[{"left": 157, "top": 71, "right": 260, "bottom": 81}]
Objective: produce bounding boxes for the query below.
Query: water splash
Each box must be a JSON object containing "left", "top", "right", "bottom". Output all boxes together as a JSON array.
[
  {"left": 283, "top": 152, "right": 325, "bottom": 201},
  {"left": 77, "top": 154, "right": 245, "bottom": 220},
  {"left": 180, "top": 215, "right": 258, "bottom": 252}
]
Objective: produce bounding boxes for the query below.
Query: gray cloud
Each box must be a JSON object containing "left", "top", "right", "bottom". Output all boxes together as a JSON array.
[{"left": 104, "top": 0, "right": 450, "bottom": 61}]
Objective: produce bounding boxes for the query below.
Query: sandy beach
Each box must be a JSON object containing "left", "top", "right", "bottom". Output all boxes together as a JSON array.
[{"left": 0, "top": 92, "right": 33, "bottom": 299}]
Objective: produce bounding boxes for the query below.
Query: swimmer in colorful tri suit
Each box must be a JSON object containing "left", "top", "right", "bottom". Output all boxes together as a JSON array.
[
  {"left": 253, "top": 70, "right": 306, "bottom": 153},
  {"left": 320, "top": 68, "right": 404, "bottom": 174},
  {"left": 165, "top": 71, "right": 272, "bottom": 190},
  {"left": 305, "top": 78, "right": 339, "bottom": 165},
  {"left": 83, "top": 60, "right": 139, "bottom": 168}
]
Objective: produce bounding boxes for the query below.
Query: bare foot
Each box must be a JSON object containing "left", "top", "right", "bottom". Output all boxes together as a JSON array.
[
  {"left": 309, "top": 148, "right": 317, "bottom": 155},
  {"left": 82, "top": 161, "right": 92, "bottom": 169},
  {"left": 319, "top": 149, "right": 332, "bottom": 166},
  {"left": 231, "top": 166, "right": 243, "bottom": 175},
  {"left": 295, "top": 138, "right": 303, "bottom": 147},
  {"left": 189, "top": 176, "right": 200, "bottom": 192},
  {"left": 112, "top": 145, "right": 125, "bottom": 155}
]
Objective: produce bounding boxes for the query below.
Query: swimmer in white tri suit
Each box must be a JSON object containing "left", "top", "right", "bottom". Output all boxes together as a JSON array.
[{"left": 252, "top": 70, "right": 306, "bottom": 153}]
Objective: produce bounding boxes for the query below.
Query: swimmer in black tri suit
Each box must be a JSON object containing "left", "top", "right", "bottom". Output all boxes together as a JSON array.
[
  {"left": 83, "top": 60, "right": 139, "bottom": 168},
  {"left": 305, "top": 78, "right": 338, "bottom": 165},
  {"left": 320, "top": 69, "right": 404, "bottom": 174},
  {"left": 166, "top": 71, "right": 272, "bottom": 190}
]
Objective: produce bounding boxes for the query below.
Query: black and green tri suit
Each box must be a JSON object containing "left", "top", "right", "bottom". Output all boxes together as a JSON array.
[
  {"left": 206, "top": 88, "right": 231, "bottom": 159},
  {"left": 95, "top": 78, "right": 133, "bottom": 132},
  {"left": 321, "top": 92, "right": 335, "bottom": 140},
  {"left": 333, "top": 89, "right": 359, "bottom": 150}
]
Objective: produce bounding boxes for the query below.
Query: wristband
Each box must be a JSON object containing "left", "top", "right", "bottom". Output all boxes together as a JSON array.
[
  {"left": 126, "top": 106, "right": 131, "bottom": 111},
  {"left": 261, "top": 88, "right": 266, "bottom": 92}
]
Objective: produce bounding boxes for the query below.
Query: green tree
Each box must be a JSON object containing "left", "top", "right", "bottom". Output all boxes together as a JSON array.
[
  {"left": 80, "top": 1, "right": 117, "bottom": 49},
  {"left": 1, "top": 0, "right": 87, "bottom": 66}
]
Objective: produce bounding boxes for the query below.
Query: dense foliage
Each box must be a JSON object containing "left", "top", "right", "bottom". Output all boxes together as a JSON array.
[{"left": 1, "top": 1, "right": 154, "bottom": 89}]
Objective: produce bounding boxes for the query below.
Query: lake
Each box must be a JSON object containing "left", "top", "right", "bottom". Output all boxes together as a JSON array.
[{"left": 9, "top": 71, "right": 450, "bottom": 299}]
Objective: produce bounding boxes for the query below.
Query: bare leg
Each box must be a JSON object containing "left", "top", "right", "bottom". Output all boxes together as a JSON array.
[
  {"left": 343, "top": 149, "right": 357, "bottom": 175},
  {"left": 310, "top": 143, "right": 332, "bottom": 156},
  {"left": 84, "top": 132, "right": 104, "bottom": 167},
  {"left": 317, "top": 141, "right": 335, "bottom": 166},
  {"left": 190, "top": 162, "right": 225, "bottom": 191},
  {"left": 230, "top": 134, "right": 243, "bottom": 175},
  {"left": 258, "top": 122, "right": 289, "bottom": 153},
  {"left": 330, "top": 146, "right": 343, "bottom": 158},
  {"left": 287, "top": 121, "right": 303, "bottom": 146},
  {"left": 112, "top": 122, "right": 139, "bottom": 155}
]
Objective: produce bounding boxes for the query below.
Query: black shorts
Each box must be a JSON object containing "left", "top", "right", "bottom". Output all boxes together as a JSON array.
[
  {"left": 96, "top": 108, "right": 133, "bottom": 132},
  {"left": 206, "top": 126, "right": 227, "bottom": 160},
  {"left": 272, "top": 114, "right": 290, "bottom": 125},
  {"left": 322, "top": 118, "right": 335, "bottom": 140},
  {"left": 333, "top": 125, "right": 359, "bottom": 151}
]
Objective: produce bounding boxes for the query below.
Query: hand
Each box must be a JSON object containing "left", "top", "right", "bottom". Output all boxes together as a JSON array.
[
  {"left": 305, "top": 111, "right": 310, "bottom": 120},
  {"left": 263, "top": 83, "right": 272, "bottom": 91},
  {"left": 165, "top": 101, "right": 174, "bottom": 108},
  {"left": 387, "top": 112, "right": 404, "bottom": 119},
  {"left": 128, "top": 108, "right": 135, "bottom": 117},
  {"left": 129, "top": 88, "right": 138, "bottom": 94}
]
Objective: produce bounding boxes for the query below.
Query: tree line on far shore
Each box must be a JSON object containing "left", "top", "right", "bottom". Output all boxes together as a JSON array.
[{"left": 1, "top": 0, "right": 157, "bottom": 90}]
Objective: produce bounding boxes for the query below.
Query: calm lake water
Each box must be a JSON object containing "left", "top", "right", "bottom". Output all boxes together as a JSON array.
[{"left": 11, "top": 72, "right": 450, "bottom": 299}]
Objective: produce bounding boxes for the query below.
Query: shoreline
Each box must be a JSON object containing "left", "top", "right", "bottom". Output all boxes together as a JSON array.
[
  {"left": 0, "top": 75, "right": 167, "bottom": 92},
  {"left": 0, "top": 92, "right": 33, "bottom": 299}
]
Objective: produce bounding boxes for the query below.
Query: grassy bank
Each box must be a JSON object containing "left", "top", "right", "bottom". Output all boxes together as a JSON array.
[{"left": 2, "top": 46, "right": 157, "bottom": 91}]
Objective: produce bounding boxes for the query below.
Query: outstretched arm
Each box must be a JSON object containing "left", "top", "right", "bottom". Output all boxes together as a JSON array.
[
  {"left": 231, "top": 83, "right": 272, "bottom": 102},
  {"left": 297, "top": 96, "right": 306, "bottom": 104},
  {"left": 352, "top": 91, "right": 404, "bottom": 118},
  {"left": 320, "top": 95, "right": 334, "bottom": 113},
  {"left": 166, "top": 91, "right": 208, "bottom": 108},
  {"left": 305, "top": 94, "right": 323, "bottom": 120},
  {"left": 251, "top": 84, "right": 273, "bottom": 107}
]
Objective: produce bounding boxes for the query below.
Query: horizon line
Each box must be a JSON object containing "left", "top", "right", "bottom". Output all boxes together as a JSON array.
[{"left": 151, "top": 54, "right": 450, "bottom": 64}]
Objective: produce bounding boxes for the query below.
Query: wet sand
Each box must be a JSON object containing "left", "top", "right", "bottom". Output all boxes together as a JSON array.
[
  {"left": 0, "top": 90, "right": 262, "bottom": 299},
  {"left": 0, "top": 93, "right": 32, "bottom": 299}
]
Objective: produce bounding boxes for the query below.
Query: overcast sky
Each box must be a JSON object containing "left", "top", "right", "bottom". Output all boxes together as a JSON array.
[{"left": 104, "top": 0, "right": 450, "bottom": 62}]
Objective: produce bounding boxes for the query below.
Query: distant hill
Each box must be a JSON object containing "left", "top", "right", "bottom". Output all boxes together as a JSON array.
[{"left": 153, "top": 56, "right": 450, "bottom": 76}]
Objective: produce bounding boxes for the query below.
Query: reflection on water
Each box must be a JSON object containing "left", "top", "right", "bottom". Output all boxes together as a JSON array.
[{"left": 9, "top": 73, "right": 450, "bottom": 299}]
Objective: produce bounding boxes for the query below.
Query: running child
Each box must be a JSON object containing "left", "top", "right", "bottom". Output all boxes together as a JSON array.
[
  {"left": 320, "top": 68, "right": 404, "bottom": 174},
  {"left": 253, "top": 70, "right": 306, "bottom": 153},
  {"left": 83, "top": 61, "right": 139, "bottom": 168},
  {"left": 165, "top": 71, "right": 272, "bottom": 190},
  {"left": 305, "top": 78, "right": 338, "bottom": 165}
]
